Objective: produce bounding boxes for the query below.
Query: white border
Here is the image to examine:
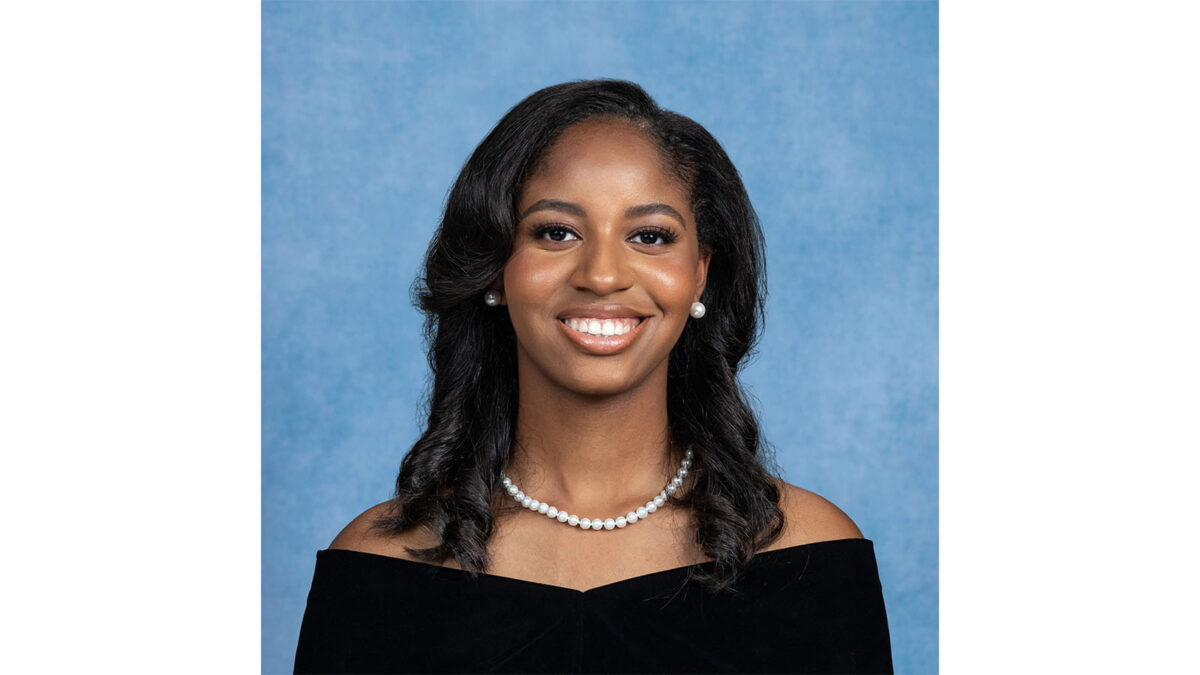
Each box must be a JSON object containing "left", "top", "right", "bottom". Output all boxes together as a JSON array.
[
  {"left": 943, "top": 1, "right": 1199, "bottom": 671},
  {"left": 3, "top": 1, "right": 1199, "bottom": 671},
  {"left": 0, "top": 2, "right": 260, "bottom": 671}
]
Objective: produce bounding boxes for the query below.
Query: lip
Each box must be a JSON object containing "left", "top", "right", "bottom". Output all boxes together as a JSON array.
[
  {"left": 557, "top": 304, "right": 649, "bottom": 321},
  {"left": 558, "top": 316, "right": 649, "bottom": 355}
]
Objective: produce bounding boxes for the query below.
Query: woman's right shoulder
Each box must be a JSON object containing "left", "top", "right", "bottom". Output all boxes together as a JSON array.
[{"left": 328, "top": 500, "right": 430, "bottom": 560}]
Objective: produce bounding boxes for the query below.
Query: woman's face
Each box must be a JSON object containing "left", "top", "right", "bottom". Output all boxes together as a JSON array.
[{"left": 497, "top": 119, "right": 710, "bottom": 396}]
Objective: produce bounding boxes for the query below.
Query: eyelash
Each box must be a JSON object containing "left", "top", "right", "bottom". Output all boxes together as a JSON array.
[{"left": 530, "top": 224, "right": 679, "bottom": 246}]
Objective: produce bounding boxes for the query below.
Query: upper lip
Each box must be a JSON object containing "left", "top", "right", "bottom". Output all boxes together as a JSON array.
[{"left": 557, "top": 305, "right": 649, "bottom": 320}]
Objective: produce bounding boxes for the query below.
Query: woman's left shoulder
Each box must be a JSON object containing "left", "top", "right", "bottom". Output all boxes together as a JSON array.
[{"left": 766, "top": 477, "right": 864, "bottom": 550}]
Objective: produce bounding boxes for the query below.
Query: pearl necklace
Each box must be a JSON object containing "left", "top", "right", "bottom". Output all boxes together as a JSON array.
[{"left": 501, "top": 448, "right": 693, "bottom": 530}]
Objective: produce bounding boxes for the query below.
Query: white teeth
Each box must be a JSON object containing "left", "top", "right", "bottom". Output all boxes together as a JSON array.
[{"left": 561, "top": 317, "right": 641, "bottom": 337}]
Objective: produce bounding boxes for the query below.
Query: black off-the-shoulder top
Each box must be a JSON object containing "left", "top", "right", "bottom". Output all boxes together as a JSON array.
[{"left": 294, "top": 538, "right": 892, "bottom": 674}]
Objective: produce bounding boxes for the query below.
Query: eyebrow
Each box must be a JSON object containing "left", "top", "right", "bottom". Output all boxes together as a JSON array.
[{"left": 518, "top": 199, "right": 687, "bottom": 228}]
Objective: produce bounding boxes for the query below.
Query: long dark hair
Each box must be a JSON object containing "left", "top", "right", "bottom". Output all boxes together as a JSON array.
[{"left": 375, "top": 79, "right": 783, "bottom": 594}]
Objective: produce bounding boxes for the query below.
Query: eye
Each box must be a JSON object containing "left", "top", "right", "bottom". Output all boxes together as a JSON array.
[
  {"left": 631, "top": 226, "right": 678, "bottom": 246},
  {"left": 529, "top": 224, "right": 679, "bottom": 247},
  {"left": 531, "top": 225, "right": 580, "bottom": 243}
]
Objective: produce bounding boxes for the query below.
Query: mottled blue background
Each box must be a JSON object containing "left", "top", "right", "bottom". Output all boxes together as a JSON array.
[{"left": 263, "top": 1, "right": 937, "bottom": 672}]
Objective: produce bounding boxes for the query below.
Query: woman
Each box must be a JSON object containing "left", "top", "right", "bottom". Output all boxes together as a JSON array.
[{"left": 294, "top": 79, "right": 892, "bottom": 674}]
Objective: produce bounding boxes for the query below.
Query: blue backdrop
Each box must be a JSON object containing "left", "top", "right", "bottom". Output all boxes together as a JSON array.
[{"left": 263, "top": 1, "right": 937, "bottom": 672}]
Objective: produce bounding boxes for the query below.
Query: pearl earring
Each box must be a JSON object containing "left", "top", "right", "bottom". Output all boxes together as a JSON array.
[
  {"left": 690, "top": 301, "right": 706, "bottom": 319},
  {"left": 484, "top": 290, "right": 501, "bottom": 306}
]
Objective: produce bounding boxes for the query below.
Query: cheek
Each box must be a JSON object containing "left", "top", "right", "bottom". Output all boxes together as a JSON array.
[
  {"left": 503, "top": 253, "right": 570, "bottom": 338},
  {"left": 638, "top": 259, "right": 697, "bottom": 302},
  {"left": 504, "top": 253, "right": 562, "bottom": 302}
]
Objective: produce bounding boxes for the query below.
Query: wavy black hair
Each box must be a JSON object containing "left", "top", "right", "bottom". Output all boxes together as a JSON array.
[{"left": 374, "top": 79, "right": 783, "bottom": 594}]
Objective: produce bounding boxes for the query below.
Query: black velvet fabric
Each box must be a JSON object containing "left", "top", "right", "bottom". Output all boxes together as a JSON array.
[{"left": 294, "top": 538, "right": 892, "bottom": 674}]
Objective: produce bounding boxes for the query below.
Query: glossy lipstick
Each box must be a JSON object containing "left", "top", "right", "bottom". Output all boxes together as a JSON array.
[{"left": 557, "top": 316, "right": 649, "bottom": 355}]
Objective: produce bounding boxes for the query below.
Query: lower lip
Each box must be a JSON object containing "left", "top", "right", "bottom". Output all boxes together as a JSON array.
[{"left": 557, "top": 318, "right": 649, "bottom": 355}]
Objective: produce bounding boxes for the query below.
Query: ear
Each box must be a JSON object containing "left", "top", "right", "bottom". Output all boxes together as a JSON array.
[{"left": 694, "top": 246, "right": 711, "bottom": 302}]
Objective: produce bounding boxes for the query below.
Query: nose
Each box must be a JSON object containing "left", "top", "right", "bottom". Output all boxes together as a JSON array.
[{"left": 570, "top": 228, "right": 633, "bottom": 296}]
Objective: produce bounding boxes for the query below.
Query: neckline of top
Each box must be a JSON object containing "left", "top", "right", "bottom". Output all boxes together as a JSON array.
[{"left": 319, "top": 537, "right": 871, "bottom": 596}]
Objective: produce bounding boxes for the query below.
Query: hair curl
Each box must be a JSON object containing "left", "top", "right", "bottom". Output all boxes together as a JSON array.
[{"left": 374, "top": 79, "right": 784, "bottom": 594}]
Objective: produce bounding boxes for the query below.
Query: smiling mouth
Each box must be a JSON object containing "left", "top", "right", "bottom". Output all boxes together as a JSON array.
[
  {"left": 556, "top": 316, "right": 650, "bottom": 355},
  {"left": 558, "top": 317, "right": 644, "bottom": 338}
]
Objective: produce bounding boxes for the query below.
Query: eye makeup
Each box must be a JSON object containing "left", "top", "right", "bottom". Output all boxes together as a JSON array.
[{"left": 529, "top": 223, "right": 679, "bottom": 246}]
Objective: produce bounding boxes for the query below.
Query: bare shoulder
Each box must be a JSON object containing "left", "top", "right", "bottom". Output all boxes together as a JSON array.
[
  {"left": 328, "top": 500, "right": 432, "bottom": 560},
  {"left": 764, "top": 477, "right": 864, "bottom": 551}
]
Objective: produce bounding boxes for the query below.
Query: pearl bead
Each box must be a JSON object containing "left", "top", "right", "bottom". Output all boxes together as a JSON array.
[{"left": 498, "top": 446, "right": 692, "bottom": 532}]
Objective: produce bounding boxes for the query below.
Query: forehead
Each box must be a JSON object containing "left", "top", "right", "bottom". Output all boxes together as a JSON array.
[{"left": 520, "top": 120, "right": 689, "bottom": 209}]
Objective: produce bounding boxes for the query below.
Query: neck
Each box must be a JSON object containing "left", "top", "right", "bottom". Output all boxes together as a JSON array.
[{"left": 505, "top": 358, "right": 685, "bottom": 516}]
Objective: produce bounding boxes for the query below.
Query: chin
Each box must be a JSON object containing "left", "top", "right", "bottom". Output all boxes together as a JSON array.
[{"left": 561, "top": 369, "right": 640, "bottom": 397}]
